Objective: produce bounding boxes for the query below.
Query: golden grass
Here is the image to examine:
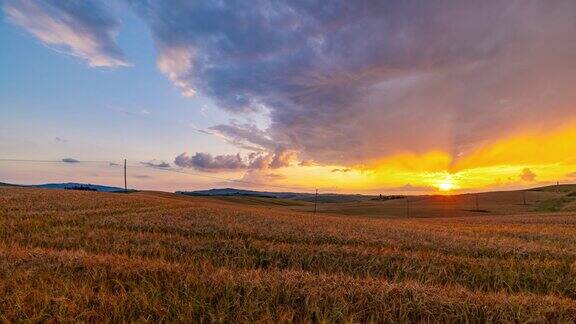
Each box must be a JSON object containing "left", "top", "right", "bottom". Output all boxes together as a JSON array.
[
  {"left": 290, "top": 189, "right": 575, "bottom": 217},
  {"left": 1, "top": 187, "right": 576, "bottom": 322}
]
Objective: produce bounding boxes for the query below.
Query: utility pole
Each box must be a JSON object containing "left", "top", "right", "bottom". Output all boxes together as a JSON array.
[
  {"left": 313, "top": 189, "right": 318, "bottom": 215},
  {"left": 124, "top": 159, "right": 127, "bottom": 193},
  {"left": 522, "top": 191, "right": 527, "bottom": 205},
  {"left": 406, "top": 196, "right": 410, "bottom": 217},
  {"left": 475, "top": 194, "right": 479, "bottom": 211}
]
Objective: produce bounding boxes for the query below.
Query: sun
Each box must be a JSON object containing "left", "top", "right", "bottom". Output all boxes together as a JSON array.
[
  {"left": 435, "top": 174, "right": 458, "bottom": 192},
  {"left": 437, "top": 181, "right": 455, "bottom": 192}
]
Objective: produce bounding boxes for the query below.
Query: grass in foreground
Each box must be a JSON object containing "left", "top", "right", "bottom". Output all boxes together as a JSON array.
[{"left": 1, "top": 187, "right": 576, "bottom": 322}]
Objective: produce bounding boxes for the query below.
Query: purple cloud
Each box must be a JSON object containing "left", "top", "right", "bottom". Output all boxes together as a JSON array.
[
  {"left": 131, "top": 0, "right": 576, "bottom": 168},
  {"left": 61, "top": 158, "right": 79, "bottom": 163},
  {"left": 174, "top": 146, "right": 296, "bottom": 172},
  {"left": 174, "top": 152, "right": 247, "bottom": 172},
  {"left": 12, "top": 0, "right": 576, "bottom": 171},
  {"left": 4, "top": 0, "right": 129, "bottom": 67}
]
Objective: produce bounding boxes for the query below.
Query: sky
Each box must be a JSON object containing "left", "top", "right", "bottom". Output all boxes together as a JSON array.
[{"left": 1, "top": 0, "right": 576, "bottom": 194}]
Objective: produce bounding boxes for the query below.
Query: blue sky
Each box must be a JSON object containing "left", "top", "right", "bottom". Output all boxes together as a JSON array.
[
  {"left": 1, "top": 1, "right": 576, "bottom": 193},
  {"left": 0, "top": 3, "right": 239, "bottom": 166},
  {"left": 0, "top": 2, "right": 251, "bottom": 190}
]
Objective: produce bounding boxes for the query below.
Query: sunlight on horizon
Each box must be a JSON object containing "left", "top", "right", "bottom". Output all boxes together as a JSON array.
[
  {"left": 265, "top": 122, "right": 576, "bottom": 194},
  {"left": 2, "top": 0, "right": 576, "bottom": 195}
]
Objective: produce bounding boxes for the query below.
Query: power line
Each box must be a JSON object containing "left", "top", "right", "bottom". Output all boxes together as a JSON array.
[
  {"left": 124, "top": 159, "right": 127, "bottom": 193},
  {"left": 138, "top": 164, "right": 313, "bottom": 192},
  {"left": 0, "top": 158, "right": 114, "bottom": 164},
  {"left": 0, "top": 157, "right": 313, "bottom": 192},
  {"left": 314, "top": 189, "right": 318, "bottom": 214},
  {"left": 406, "top": 196, "right": 410, "bottom": 217}
]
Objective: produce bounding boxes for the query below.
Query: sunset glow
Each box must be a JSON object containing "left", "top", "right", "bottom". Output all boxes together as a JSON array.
[
  {"left": 436, "top": 176, "right": 457, "bottom": 192},
  {"left": 3, "top": 2, "right": 576, "bottom": 321},
  {"left": 249, "top": 122, "right": 576, "bottom": 194},
  {"left": 1, "top": 0, "right": 576, "bottom": 194}
]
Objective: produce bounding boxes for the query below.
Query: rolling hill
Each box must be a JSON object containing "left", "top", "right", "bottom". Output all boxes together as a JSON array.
[
  {"left": 0, "top": 181, "right": 125, "bottom": 192},
  {"left": 0, "top": 186, "right": 575, "bottom": 321}
]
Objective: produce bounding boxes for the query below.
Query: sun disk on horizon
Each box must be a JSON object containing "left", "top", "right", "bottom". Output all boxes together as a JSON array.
[{"left": 435, "top": 175, "right": 458, "bottom": 192}]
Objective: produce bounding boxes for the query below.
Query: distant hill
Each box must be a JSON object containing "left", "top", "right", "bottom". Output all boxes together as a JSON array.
[
  {"left": 529, "top": 183, "right": 576, "bottom": 193},
  {"left": 0, "top": 182, "right": 23, "bottom": 187},
  {"left": 180, "top": 188, "right": 279, "bottom": 198},
  {"left": 177, "top": 188, "right": 372, "bottom": 203},
  {"left": 0, "top": 181, "right": 125, "bottom": 192},
  {"left": 36, "top": 183, "right": 125, "bottom": 192}
]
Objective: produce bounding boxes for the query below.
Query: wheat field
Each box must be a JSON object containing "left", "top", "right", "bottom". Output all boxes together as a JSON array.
[{"left": 1, "top": 187, "right": 576, "bottom": 322}]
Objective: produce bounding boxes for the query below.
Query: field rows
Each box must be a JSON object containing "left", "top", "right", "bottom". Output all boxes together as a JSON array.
[{"left": 1, "top": 187, "right": 576, "bottom": 321}]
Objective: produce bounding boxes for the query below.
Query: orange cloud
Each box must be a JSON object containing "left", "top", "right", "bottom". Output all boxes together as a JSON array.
[
  {"left": 453, "top": 122, "right": 576, "bottom": 171},
  {"left": 267, "top": 123, "right": 576, "bottom": 193}
]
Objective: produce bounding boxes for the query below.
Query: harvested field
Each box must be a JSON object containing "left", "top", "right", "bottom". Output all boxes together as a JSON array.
[{"left": 1, "top": 187, "right": 575, "bottom": 322}]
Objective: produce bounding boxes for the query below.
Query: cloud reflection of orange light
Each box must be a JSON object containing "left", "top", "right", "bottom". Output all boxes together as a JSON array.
[{"left": 251, "top": 122, "right": 576, "bottom": 194}]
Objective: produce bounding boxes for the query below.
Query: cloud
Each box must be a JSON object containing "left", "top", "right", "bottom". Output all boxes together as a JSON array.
[
  {"left": 4, "top": 0, "right": 129, "bottom": 67},
  {"left": 520, "top": 168, "right": 537, "bottom": 182},
  {"left": 397, "top": 184, "right": 436, "bottom": 192},
  {"left": 299, "top": 160, "right": 316, "bottom": 167},
  {"left": 266, "top": 173, "right": 287, "bottom": 180},
  {"left": 237, "top": 170, "right": 290, "bottom": 188},
  {"left": 54, "top": 137, "right": 67, "bottom": 143},
  {"left": 156, "top": 45, "right": 195, "bottom": 97},
  {"left": 174, "top": 146, "right": 296, "bottom": 172},
  {"left": 363, "top": 183, "right": 436, "bottom": 194},
  {"left": 566, "top": 172, "right": 576, "bottom": 179},
  {"left": 61, "top": 158, "right": 79, "bottom": 163},
  {"left": 209, "top": 122, "right": 275, "bottom": 152},
  {"left": 174, "top": 152, "right": 246, "bottom": 172},
  {"left": 188, "top": 123, "right": 213, "bottom": 135},
  {"left": 13, "top": 1, "right": 576, "bottom": 174},
  {"left": 109, "top": 162, "right": 120, "bottom": 166},
  {"left": 331, "top": 168, "right": 352, "bottom": 173},
  {"left": 131, "top": 0, "right": 576, "bottom": 168},
  {"left": 141, "top": 161, "right": 170, "bottom": 168},
  {"left": 391, "top": 184, "right": 437, "bottom": 193},
  {"left": 269, "top": 147, "right": 297, "bottom": 169},
  {"left": 246, "top": 152, "right": 272, "bottom": 170},
  {"left": 104, "top": 104, "right": 152, "bottom": 117}
]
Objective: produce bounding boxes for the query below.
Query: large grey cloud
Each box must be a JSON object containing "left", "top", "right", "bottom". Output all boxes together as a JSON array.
[
  {"left": 11, "top": 0, "right": 575, "bottom": 170},
  {"left": 129, "top": 0, "right": 576, "bottom": 169},
  {"left": 174, "top": 152, "right": 246, "bottom": 172},
  {"left": 4, "top": 0, "right": 129, "bottom": 67},
  {"left": 174, "top": 146, "right": 296, "bottom": 172}
]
